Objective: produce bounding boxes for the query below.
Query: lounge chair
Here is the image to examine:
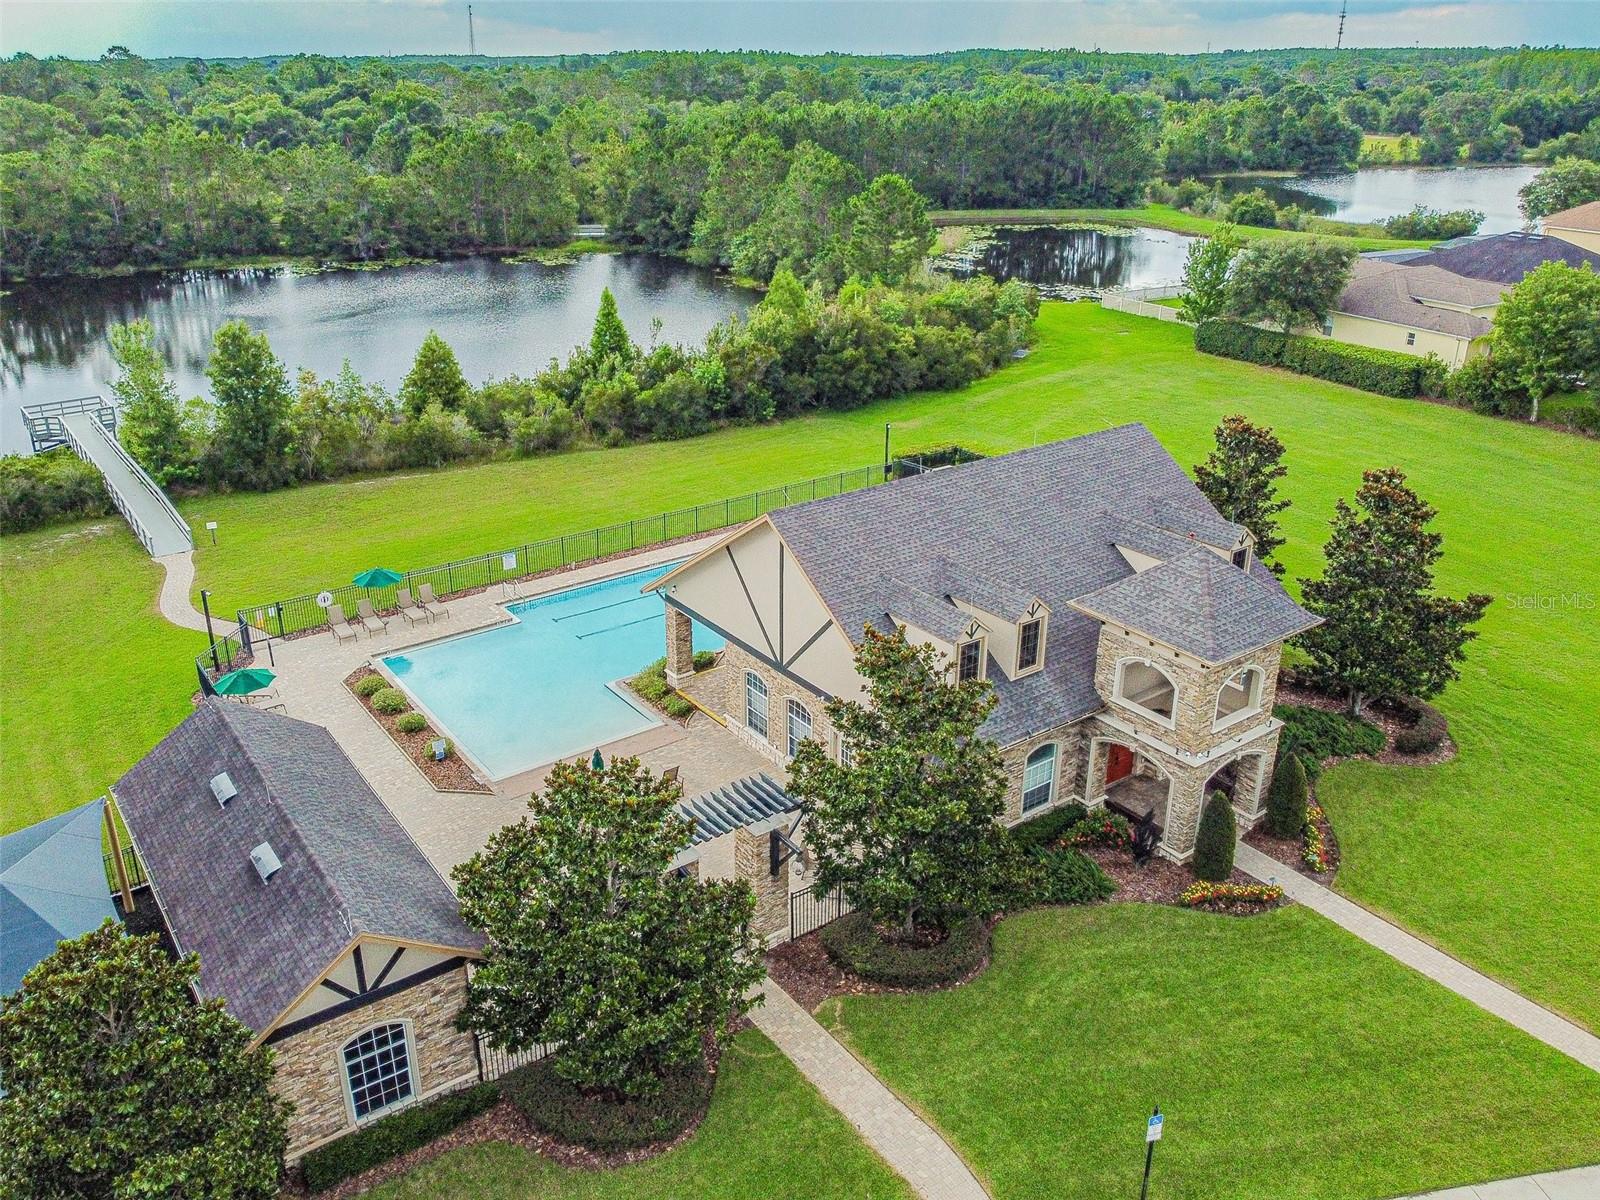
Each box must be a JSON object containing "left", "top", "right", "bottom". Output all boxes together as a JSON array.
[
  {"left": 396, "top": 587, "right": 431, "bottom": 627},
  {"left": 662, "top": 765, "right": 680, "bottom": 785},
  {"left": 327, "top": 604, "right": 359, "bottom": 644},
  {"left": 417, "top": 583, "right": 450, "bottom": 619},
  {"left": 356, "top": 598, "right": 389, "bottom": 636}
]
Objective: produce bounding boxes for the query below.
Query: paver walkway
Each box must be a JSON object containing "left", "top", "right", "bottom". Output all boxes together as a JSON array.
[
  {"left": 1396, "top": 1162, "right": 1599, "bottom": 1199},
  {"left": 749, "top": 978, "right": 989, "bottom": 1200},
  {"left": 155, "top": 550, "right": 209, "bottom": 632},
  {"left": 1236, "top": 842, "right": 1600, "bottom": 1073}
]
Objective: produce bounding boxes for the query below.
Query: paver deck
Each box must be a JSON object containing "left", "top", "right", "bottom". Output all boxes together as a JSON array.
[
  {"left": 750, "top": 978, "right": 989, "bottom": 1200},
  {"left": 1396, "top": 1163, "right": 1600, "bottom": 1199},
  {"left": 1236, "top": 842, "right": 1600, "bottom": 1073}
]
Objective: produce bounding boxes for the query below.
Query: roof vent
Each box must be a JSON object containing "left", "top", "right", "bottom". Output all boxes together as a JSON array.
[
  {"left": 249, "top": 841, "right": 282, "bottom": 883},
  {"left": 210, "top": 771, "right": 238, "bottom": 807}
]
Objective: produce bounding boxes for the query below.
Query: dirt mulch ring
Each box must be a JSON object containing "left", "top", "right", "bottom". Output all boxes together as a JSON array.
[
  {"left": 345, "top": 668, "right": 491, "bottom": 793},
  {"left": 1277, "top": 683, "right": 1457, "bottom": 767},
  {"left": 1082, "top": 844, "right": 1271, "bottom": 908},
  {"left": 1244, "top": 803, "right": 1341, "bottom": 886},
  {"left": 765, "top": 920, "right": 996, "bottom": 1011}
]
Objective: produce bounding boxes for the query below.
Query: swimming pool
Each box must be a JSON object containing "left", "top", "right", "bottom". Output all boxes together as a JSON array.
[{"left": 381, "top": 562, "right": 721, "bottom": 779}]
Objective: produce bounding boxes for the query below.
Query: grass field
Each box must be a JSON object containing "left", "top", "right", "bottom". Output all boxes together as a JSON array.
[
  {"left": 4, "top": 301, "right": 1596, "bottom": 1031},
  {"left": 363, "top": 1030, "right": 911, "bottom": 1200},
  {"left": 831, "top": 905, "right": 1600, "bottom": 1200},
  {"left": 929, "top": 203, "right": 1429, "bottom": 250}
]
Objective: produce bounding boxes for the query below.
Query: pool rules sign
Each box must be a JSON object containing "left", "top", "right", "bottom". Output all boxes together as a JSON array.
[{"left": 1140, "top": 1106, "right": 1163, "bottom": 1199}]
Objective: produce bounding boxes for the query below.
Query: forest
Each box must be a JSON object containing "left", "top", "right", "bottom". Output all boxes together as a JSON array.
[{"left": 3, "top": 45, "right": 1599, "bottom": 280}]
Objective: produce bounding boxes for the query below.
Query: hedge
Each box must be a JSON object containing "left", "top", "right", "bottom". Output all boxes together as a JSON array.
[
  {"left": 0, "top": 448, "right": 113, "bottom": 534},
  {"left": 1195, "top": 319, "right": 1430, "bottom": 398},
  {"left": 301, "top": 1082, "right": 500, "bottom": 1192},
  {"left": 1392, "top": 696, "right": 1449, "bottom": 754},
  {"left": 501, "top": 1055, "right": 713, "bottom": 1152},
  {"left": 1009, "top": 802, "right": 1088, "bottom": 851},
  {"left": 820, "top": 911, "right": 989, "bottom": 988},
  {"left": 1275, "top": 704, "right": 1386, "bottom": 778}
]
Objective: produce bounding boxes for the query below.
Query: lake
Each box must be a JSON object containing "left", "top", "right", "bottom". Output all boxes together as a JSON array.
[
  {"left": 1216, "top": 165, "right": 1541, "bottom": 234},
  {"left": 938, "top": 225, "right": 1200, "bottom": 296},
  {"left": 1, "top": 254, "right": 758, "bottom": 455}
]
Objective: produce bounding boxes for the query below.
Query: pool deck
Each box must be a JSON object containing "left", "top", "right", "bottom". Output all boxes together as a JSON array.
[{"left": 253, "top": 535, "right": 772, "bottom": 882}]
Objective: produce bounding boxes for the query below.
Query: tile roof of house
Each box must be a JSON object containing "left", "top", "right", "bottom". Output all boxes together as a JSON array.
[
  {"left": 1335, "top": 259, "right": 1502, "bottom": 338},
  {"left": 765, "top": 423, "right": 1314, "bottom": 745},
  {"left": 677, "top": 773, "right": 797, "bottom": 845},
  {"left": 114, "top": 701, "right": 482, "bottom": 1036},
  {"left": 1543, "top": 200, "right": 1600, "bottom": 233},
  {"left": 1391, "top": 231, "right": 1600, "bottom": 285}
]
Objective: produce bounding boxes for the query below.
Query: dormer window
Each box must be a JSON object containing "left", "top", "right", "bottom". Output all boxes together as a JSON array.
[
  {"left": 957, "top": 639, "right": 984, "bottom": 683},
  {"left": 1017, "top": 618, "right": 1043, "bottom": 673},
  {"left": 1231, "top": 546, "right": 1250, "bottom": 571}
]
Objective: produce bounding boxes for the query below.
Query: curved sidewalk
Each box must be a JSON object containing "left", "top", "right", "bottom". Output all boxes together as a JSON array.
[
  {"left": 156, "top": 551, "right": 210, "bottom": 632},
  {"left": 750, "top": 978, "right": 989, "bottom": 1200},
  {"left": 1236, "top": 842, "right": 1600, "bottom": 1073}
]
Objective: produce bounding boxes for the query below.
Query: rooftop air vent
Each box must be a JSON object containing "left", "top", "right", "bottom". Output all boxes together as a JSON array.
[
  {"left": 210, "top": 771, "right": 238, "bottom": 807},
  {"left": 249, "top": 841, "right": 282, "bottom": 883}
]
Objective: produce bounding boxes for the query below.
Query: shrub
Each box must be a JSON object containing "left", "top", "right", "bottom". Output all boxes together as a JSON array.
[
  {"left": 691, "top": 649, "right": 718, "bottom": 670},
  {"left": 1196, "top": 320, "right": 1427, "bottom": 398},
  {"left": 1381, "top": 206, "right": 1483, "bottom": 240},
  {"left": 819, "top": 910, "right": 989, "bottom": 988},
  {"left": 301, "top": 1083, "right": 499, "bottom": 1192},
  {"left": 1192, "top": 791, "right": 1237, "bottom": 882},
  {"left": 1009, "top": 802, "right": 1088, "bottom": 851},
  {"left": 501, "top": 1055, "right": 712, "bottom": 1152},
  {"left": 1265, "top": 752, "right": 1309, "bottom": 838},
  {"left": 1445, "top": 354, "right": 1532, "bottom": 417},
  {"left": 1274, "top": 705, "right": 1386, "bottom": 773},
  {"left": 1227, "top": 189, "right": 1279, "bottom": 228},
  {"left": 1062, "top": 810, "right": 1133, "bottom": 849},
  {"left": 663, "top": 693, "right": 694, "bottom": 719},
  {"left": 0, "top": 449, "right": 113, "bottom": 533},
  {"left": 1180, "top": 881, "right": 1283, "bottom": 909},
  {"left": 395, "top": 711, "right": 428, "bottom": 734},
  {"left": 370, "top": 686, "right": 408, "bottom": 714},
  {"left": 1028, "top": 846, "right": 1116, "bottom": 905},
  {"left": 1540, "top": 392, "right": 1600, "bottom": 434},
  {"left": 1391, "top": 696, "right": 1449, "bottom": 754},
  {"left": 353, "top": 674, "right": 387, "bottom": 698}
]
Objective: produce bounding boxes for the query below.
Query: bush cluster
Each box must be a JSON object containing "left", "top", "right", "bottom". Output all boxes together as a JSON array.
[
  {"left": 630, "top": 658, "right": 695, "bottom": 719},
  {"left": 819, "top": 910, "right": 989, "bottom": 988},
  {"left": 1380, "top": 205, "right": 1484, "bottom": 239},
  {"left": 1391, "top": 697, "right": 1449, "bottom": 754},
  {"left": 0, "top": 449, "right": 112, "bottom": 534},
  {"left": 691, "top": 649, "right": 719, "bottom": 671},
  {"left": 1062, "top": 810, "right": 1134, "bottom": 849},
  {"left": 394, "top": 711, "right": 428, "bottom": 734},
  {"left": 1007, "top": 802, "right": 1088, "bottom": 851},
  {"left": 1196, "top": 320, "right": 1432, "bottom": 398},
  {"left": 500, "top": 1055, "right": 712, "bottom": 1152},
  {"left": 300, "top": 1083, "right": 500, "bottom": 1192},
  {"left": 1274, "top": 704, "right": 1386, "bottom": 778},
  {"left": 353, "top": 674, "right": 388, "bottom": 698},
  {"left": 370, "top": 686, "right": 408, "bottom": 715},
  {"left": 1025, "top": 846, "right": 1117, "bottom": 905}
]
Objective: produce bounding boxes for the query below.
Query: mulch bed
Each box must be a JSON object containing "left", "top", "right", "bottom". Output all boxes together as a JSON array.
[
  {"left": 764, "top": 919, "right": 996, "bottom": 1010},
  {"left": 345, "top": 668, "right": 491, "bottom": 793},
  {"left": 1278, "top": 682, "right": 1457, "bottom": 767},
  {"left": 1244, "top": 802, "right": 1341, "bottom": 885},
  {"left": 1082, "top": 844, "right": 1270, "bottom": 907}
]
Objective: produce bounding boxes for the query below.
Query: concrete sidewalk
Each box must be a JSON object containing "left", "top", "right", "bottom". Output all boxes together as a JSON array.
[{"left": 1396, "top": 1162, "right": 1600, "bottom": 1199}]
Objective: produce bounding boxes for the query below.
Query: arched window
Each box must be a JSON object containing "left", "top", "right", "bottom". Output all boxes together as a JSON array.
[
  {"left": 745, "top": 672, "right": 769, "bottom": 740},
  {"left": 786, "top": 699, "right": 813, "bottom": 758},
  {"left": 1022, "top": 743, "right": 1057, "bottom": 812},
  {"left": 1215, "top": 666, "right": 1264, "bottom": 727},
  {"left": 343, "top": 1022, "right": 414, "bottom": 1120},
  {"left": 1116, "top": 659, "right": 1178, "bottom": 724}
]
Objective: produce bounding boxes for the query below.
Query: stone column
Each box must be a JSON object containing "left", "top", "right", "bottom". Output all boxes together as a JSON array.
[
  {"left": 664, "top": 606, "right": 694, "bottom": 688},
  {"left": 1232, "top": 732, "right": 1280, "bottom": 826},
  {"left": 1157, "top": 766, "right": 1209, "bottom": 862},
  {"left": 733, "top": 827, "right": 790, "bottom": 946}
]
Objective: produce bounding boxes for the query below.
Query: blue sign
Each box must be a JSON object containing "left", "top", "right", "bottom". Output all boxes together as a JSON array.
[{"left": 1146, "top": 1113, "right": 1164, "bottom": 1143}]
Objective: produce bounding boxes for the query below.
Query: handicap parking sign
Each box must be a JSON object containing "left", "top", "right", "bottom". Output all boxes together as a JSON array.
[{"left": 1147, "top": 1112, "right": 1164, "bottom": 1142}]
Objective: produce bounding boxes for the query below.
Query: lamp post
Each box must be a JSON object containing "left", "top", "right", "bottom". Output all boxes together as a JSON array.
[
  {"left": 201, "top": 588, "right": 219, "bottom": 672},
  {"left": 883, "top": 422, "right": 891, "bottom": 480}
]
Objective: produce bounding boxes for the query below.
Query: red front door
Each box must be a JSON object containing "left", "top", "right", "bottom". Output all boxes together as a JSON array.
[{"left": 1106, "top": 745, "right": 1134, "bottom": 785}]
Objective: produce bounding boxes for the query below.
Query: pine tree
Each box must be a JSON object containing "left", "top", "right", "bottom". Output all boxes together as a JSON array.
[
  {"left": 108, "top": 319, "right": 189, "bottom": 486},
  {"left": 1299, "top": 467, "right": 1492, "bottom": 716},
  {"left": 1193, "top": 415, "right": 1291, "bottom": 575},
  {"left": 1193, "top": 791, "right": 1237, "bottom": 882},
  {"left": 588, "top": 287, "right": 633, "bottom": 365},
  {"left": 1265, "top": 752, "right": 1309, "bottom": 838},
  {"left": 205, "top": 320, "right": 295, "bottom": 490},
  {"left": 399, "top": 331, "right": 470, "bottom": 418}
]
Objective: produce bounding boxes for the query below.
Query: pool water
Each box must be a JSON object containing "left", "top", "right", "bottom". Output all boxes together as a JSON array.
[{"left": 382, "top": 562, "right": 721, "bottom": 779}]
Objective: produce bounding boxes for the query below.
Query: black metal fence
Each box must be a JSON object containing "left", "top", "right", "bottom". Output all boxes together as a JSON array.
[
  {"left": 229, "top": 463, "right": 884, "bottom": 641},
  {"left": 788, "top": 886, "right": 855, "bottom": 941},
  {"left": 102, "top": 846, "right": 147, "bottom": 892},
  {"left": 475, "top": 1034, "right": 556, "bottom": 1082}
]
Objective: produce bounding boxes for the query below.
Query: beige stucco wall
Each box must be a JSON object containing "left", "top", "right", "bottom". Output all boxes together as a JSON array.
[
  {"left": 1545, "top": 225, "right": 1600, "bottom": 254},
  {"left": 1323, "top": 312, "right": 1486, "bottom": 369},
  {"left": 279, "top": 940, "right": 459, "bottom": 1026}
]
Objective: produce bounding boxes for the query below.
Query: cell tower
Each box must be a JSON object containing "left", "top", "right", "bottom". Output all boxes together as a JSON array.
[
  {"left": 1335, "top": 0, "right": 1348, "bottom": 49},
  {"left": 468, "top": 4, "right": 477, "bottom": 56}
]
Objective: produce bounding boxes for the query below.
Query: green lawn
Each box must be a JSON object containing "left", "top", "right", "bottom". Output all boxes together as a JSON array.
[
  {"left": 6, "top": 301, "right": 1597, "bottom": 1030},
  {"left": 363, "top": 1029, "right": 911, "bottom": 1200},
  {"left": 831, "top": 905, "right": 1600, "bottom": 1200}
]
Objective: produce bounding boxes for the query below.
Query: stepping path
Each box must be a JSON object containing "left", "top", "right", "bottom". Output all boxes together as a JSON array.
[
  {"left": 1235, "top": 842, "right": 1600, "bottom": 1073},
  {"left": 749, "top": 978, "right": 989, "bottom": 1200},
  {"left": 1396, "top": 1162, "right": 1600, "bottom": 1199}
]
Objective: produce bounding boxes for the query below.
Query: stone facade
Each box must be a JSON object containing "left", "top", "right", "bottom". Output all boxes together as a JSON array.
[
  {"left": 999, "top": 719, "right": 1088, "bottom": 825},
  {"left": 270, "top": 962, "right": 480, "bottom": 1160},
  {"left": 664, "top": 607, "right": 695, "bottom": 687},
  {"left": 733, "top": 826, "right": 792, "bottom": 945},
  {"left": 717, "top": 642, "right": 838, "bottom": 768}
]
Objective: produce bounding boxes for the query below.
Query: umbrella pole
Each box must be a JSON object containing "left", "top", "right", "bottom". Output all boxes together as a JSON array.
[{"left": 103, "top": 795, "right": 135, "bottom": 914}]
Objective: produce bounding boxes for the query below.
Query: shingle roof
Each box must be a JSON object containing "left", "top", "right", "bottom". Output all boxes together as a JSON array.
[
  {"left": 1394, "top": 231, "right": 1600, "bottom": 285},
  {"left": 765, "top": 423, "right": 1309, "bottom": 745},
  {"left": 114, "top": 701, "right": 481, "bottom": 1035},
  {"left": 1071, "top": 547, "right": 1319, "bottom": 663},
  {"left": 1543, "top": 200, "right": 1600, "bottom": 233},
  {"left": 1335, "top": 259, "right": 1502, "bottom": 338},
  {"left": 1, "top": 799, "right": 118, "bottom": 999},
  {"left": 678, "top": 773, "right": 797, "bottom": 845}
]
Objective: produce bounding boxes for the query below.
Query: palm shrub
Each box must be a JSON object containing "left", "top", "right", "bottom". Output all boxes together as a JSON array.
[
  {"left": 1193, "top": 791, "right": 1237, "bottom": 882},
  {"left": 1265, "top": 753, "right": 1309, "bottom": 838}
]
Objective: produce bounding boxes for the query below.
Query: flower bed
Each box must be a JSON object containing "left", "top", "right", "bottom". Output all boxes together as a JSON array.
[
  {"left": 1061, "top": 811, "right": 1133, "bottom": 850},
  {"left": 1180, "top": 881, "right": 1285, "bottom": 913},
  {"left": 1302, "top": 801, "right": 1336, "bottom": 873},
  {"left": 344, "top": 667, "right": 490, "bottom": 793}
]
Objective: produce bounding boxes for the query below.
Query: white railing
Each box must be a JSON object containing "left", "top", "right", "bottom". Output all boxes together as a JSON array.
[{"left": 1101, "top": 285, "right": 1193, "bottom": 324}]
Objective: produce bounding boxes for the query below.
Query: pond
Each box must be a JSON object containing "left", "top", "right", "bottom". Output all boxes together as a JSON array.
[
  {"left": 1213, "top": 165, "right": 1541, "bottom": 234},
  {"left": 0, "top": 253, "right": 758, "bottom": 455},
  {"left": 938, "top": 225, "right": 1200, "bottom": 296}
]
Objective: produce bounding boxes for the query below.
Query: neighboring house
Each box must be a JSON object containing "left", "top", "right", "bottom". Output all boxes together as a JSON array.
[
  {"left": 1318, "top": 258, "right": 1505, "bottom": 368},
  {"left": 1395, "top": 229, "right": 1600, "bottom": 285},
  {"left": 1540, "top": 200, "right": 1600, "bottom": 254},
  {"left": 651, "top": 424, "right": 1320, "bottom": 863},
  {"left": 112, "top": 700, "right": 485, "bottom": 1161}
]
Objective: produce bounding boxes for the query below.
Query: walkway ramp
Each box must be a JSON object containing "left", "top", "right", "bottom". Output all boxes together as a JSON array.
[{"left": 54, "top": 404, "right": 193, "bottom": 558}]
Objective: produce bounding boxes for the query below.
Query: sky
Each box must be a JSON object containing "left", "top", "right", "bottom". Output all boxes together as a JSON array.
[{"left": 1, "top": 0, "right": 1596, "bottom": 61}]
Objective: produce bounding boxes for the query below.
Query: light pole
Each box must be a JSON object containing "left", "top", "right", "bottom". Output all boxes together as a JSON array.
[{"left": 201, "top": 588, "right": 219, "bottom": 672}]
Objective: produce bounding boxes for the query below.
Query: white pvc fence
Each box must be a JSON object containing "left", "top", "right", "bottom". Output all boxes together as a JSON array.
[{"left": 1100, "top": 285, "right": 1193, "bottom": 325}]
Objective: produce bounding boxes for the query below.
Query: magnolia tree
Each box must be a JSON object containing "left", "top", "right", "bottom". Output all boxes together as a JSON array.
[
  {"left": 453, "top": 758, "right": 763, "bottom": 1099},
  {"left": 1193, "top": 415, "right": 1292, "bottom": 576},
  {"left": 0, "top": 923, "right": 288, "bottom": 1200},
  {"left": 788, "top": 627, "right": 1009, "bottom": 939},
  {"left": 1299, "top": 467, "right": 1491, "bottom": 716}
]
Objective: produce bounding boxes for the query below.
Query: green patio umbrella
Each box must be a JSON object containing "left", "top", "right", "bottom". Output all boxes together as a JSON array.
[
  {"left": 213, "top": 667, "right": 277, "bottom": 696},
  {"left": 352, "top": 567, "right": 404, "bottom": 589},
  {"left": 590, "top": 748, "right": 605, "bottom": 770}
]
